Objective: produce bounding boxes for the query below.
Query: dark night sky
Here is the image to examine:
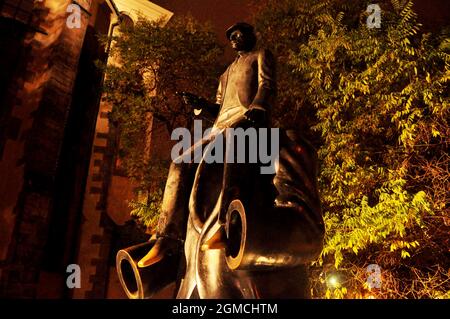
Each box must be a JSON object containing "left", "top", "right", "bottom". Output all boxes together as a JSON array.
[
  {"left": 153, "top": 0, "right": 450, "bottom": 36},
  {"left": 151, "top": 0, "right": 450, "bottom": 60},
  {"left": 153, "top": 0, "right": 254, "bottom": 41},
  {"left": 152, "top": 0, "right": 256, "bottom": 60}
]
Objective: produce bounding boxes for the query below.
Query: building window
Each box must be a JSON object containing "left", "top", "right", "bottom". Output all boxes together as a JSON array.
[{"left": 0, "top": 0, "right": 35, "bottom": 25}]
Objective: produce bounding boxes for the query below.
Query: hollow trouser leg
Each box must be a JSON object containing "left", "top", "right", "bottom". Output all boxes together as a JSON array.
[
  {"left": 218, "top": 126, "right": 272, "bottom": 224},
  {"left": 218, "top": 125, "right": 248, "bottom": 224}
]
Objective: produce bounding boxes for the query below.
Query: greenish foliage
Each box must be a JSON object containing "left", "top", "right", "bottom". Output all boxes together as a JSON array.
[
  {"left": 101, "top": 16, "right": 224, "bottom": 228},
  {"left": 102, "top": 2, "right": 449, "bottom": 298},
  {"left": 254, "top": 0, "right": 449, "bottom": 298},
  {"left": 129, "top": 188, "right": 164, "bottom": 230},
  {"left": 104, "top": 16, "right": 223, "bottom": 132},
  {"left": 252, "top": 0, "right": 370, "bottom": 143}
]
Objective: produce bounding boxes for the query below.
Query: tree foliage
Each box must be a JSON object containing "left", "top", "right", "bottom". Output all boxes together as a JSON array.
[
  {"left": 101, "top": 16, "right": 224, "bottom": 228},
  {"left": 102, "top": 1, "right": 449, "bottom": 298},
  {"left": 254, "top": 0, "right": 449, "bottom": 298}
]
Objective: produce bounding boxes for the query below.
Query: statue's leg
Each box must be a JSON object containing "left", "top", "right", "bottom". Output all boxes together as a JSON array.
[
  {"left": 156, "top": 161, "right": 196, "bottom": 241},
  {"left": 218, "top": 124, "right": 272, "bottom": 224},
  {"left": 196, "top": 214, "right": 256, "bottom": 299},
  {"left": 218, "top": 128, "right": 256, "bottom": 224},
  {"left": 176, "top": 215, "right": 200, "bottom": 299}
]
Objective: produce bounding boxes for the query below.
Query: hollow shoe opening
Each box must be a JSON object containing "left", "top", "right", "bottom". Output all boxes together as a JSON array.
[
  {"left": 120, "top": 259, "right": 138, "bottom": 295},
  {"left": 116, "top": 250, "right": 142, "bottom": 299},
  {"left": 227, "top": 210, "right": 242, "bottom": 258},
  {"left": 225, "top": 200, "right": 246, "bottom": 270}
]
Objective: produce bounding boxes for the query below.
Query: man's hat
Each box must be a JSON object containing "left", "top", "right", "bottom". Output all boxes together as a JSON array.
[{"left": 225, "top": 22, "right": 255, "bottom": 40}]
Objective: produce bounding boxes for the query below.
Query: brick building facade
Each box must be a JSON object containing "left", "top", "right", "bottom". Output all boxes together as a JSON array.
[{"left": 0, "top": 0, "right": 172, "bottom": 298}]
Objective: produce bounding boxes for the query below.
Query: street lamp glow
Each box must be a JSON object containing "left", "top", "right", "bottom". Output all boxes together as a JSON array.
[{"left": 327, "top": 275, "right": 340, "bottom": 288}]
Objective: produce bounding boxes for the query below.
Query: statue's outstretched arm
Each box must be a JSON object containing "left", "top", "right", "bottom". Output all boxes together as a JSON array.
[{"left": 176, "top": 91, "right": 220, "bottom": 118}]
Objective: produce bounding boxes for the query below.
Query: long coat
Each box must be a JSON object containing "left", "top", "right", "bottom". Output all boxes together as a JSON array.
[{"left": 214, "top": 48, "right": 276, "bottom": 128}]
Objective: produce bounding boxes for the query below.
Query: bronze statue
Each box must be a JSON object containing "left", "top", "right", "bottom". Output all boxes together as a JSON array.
[{"left": 116, "top": 22, "right": 325, "bottom": 299}]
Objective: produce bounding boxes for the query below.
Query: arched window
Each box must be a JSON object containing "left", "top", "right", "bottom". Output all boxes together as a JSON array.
[{"left": 0, "top": 0, "right": 35, "bottom": 25}]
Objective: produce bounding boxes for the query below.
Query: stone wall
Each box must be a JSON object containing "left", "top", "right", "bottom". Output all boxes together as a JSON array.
[
  {"left": 0, "top": 0, "right": 173, "bottom": 299},
  {"left": 0, "top": 0, "right": 99, "bottom": 298},
  {"left": 73, "top": 1, "right": 173, "bottom": 299}
]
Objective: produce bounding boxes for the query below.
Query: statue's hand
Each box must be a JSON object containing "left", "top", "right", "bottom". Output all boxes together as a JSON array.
[
  {"left": 244, "top": 106, "right": 266, "bottom": 125},
  {"left": 176, "top": 91, "right": 208, "bottom": 109},
  {"left": 137, "top": 236, "right": 179, "bottom": 268}
]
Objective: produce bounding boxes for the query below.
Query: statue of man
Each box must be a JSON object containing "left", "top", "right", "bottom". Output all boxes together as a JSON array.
[
  {"left": 138, "top": 21, "right": 275, "bottom": 263},
  {"left": 135, "top": 22, "right": 323, "bottom": 298}
]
